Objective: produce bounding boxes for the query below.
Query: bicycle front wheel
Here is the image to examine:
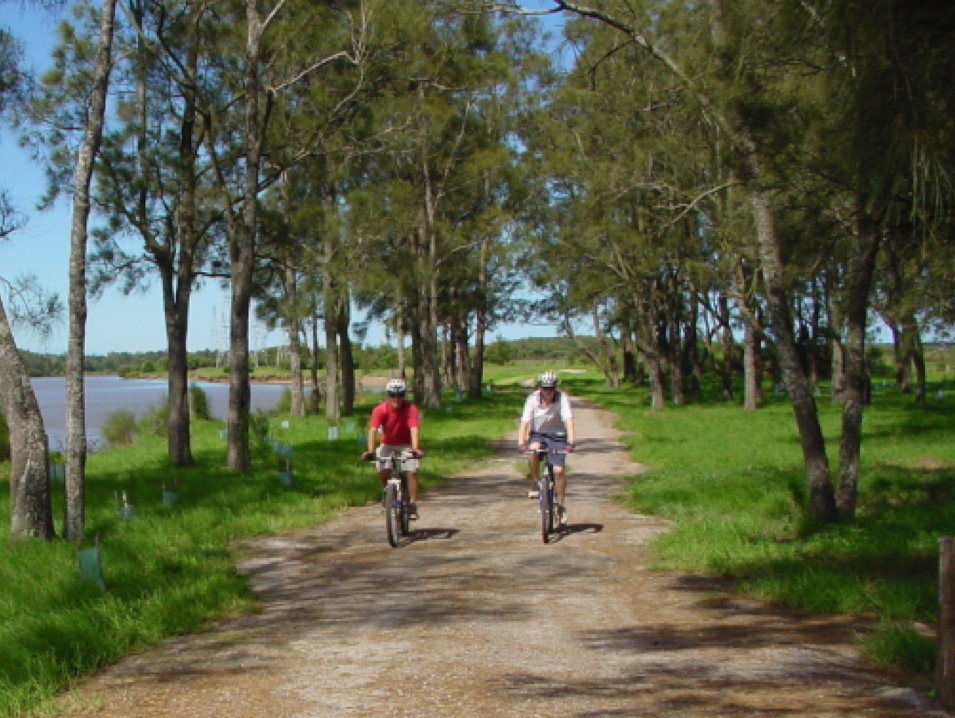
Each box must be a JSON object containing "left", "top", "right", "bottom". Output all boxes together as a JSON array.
[
  {"left": 384, "top": 482, "right": 400, "bottom": 547},
  {"left": 539, "top": 478, "right": 552, "bottom": 543},
  {"left": 399, "top": 478, "right": 411, "bottom": 536}
]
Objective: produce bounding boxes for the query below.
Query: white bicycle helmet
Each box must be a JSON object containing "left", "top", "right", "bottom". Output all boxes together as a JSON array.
[
  {"left": 385, "top": 378, "right": 407, "bottom": 396},
  {"left": 537, "top": 371, "right": 558, "bottom": 388}
]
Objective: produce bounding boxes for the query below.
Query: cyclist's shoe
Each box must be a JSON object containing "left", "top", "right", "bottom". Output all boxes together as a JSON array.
[
  {"left": 408, "top": 502, "right": 419, "bottom": 520},
  {"left": 527, "top": 489, "right": 539, "bottom": 499},
  {"left": 558, "top": 505, "right": 568, "bottom": 526}
]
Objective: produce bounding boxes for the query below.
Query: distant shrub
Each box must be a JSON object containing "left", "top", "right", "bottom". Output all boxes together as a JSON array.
[
  {"left": 190, "top": 383, "right": 213, "bottom": 420},
  {"left": 117, "top": 365, "right": 134, "bottom": 378},
  {"left": 252, "top": 410, "right": 270, "bottom": 444},
  {"left": 274, "top": 388, "right": 292, "bottom": 414},
  {"left": 139, "top": 397, "right": 170, "bottom": 437},
  {"left": 250, "top": 409, "right": 272, "bottom": 459},
  {"left": 140, "top": 360, "right": 156, "bottom": 374},
  {"left": 101, "top": 409, "right": 138, "bottom": 446}
]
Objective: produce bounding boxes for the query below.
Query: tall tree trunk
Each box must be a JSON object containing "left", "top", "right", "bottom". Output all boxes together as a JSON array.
[
  {"left": 706, "top": 0, "right": 836, "bottom": 520},
  {"left": 338, "top": 293, "right": 355, "bottom": 416},
  {"left": 0, "top": 299, "right": 53, "bottom": 540},
  {"left": 666, "top": 316, "right": 684, "bottom": 405},
  {"left": 890, "top": 322, "right": 911, "bottom": 393},
  {"left": 417, "top": 161, "right": 442, "bottom": 409},
  {"left": 395, "top": 294, "right": 407, "bottom": 379},
  {"left": 65, "top": 0, "right": 116, "bottom": 539},
  {"left": 829, "top": 288, "right": 847, "bottom": 402},
  {"left": 912, "top": 328, "right": 926, "bottom": 406},
  {"left": 453, "top": 320, "right": 471, "bottom": 395},
  {"left": 309, "top": 315, "right": 321, "bottom": 415},
  {"left": 741, "top": 317, "right": 760, "bottom": 411},
  {"left": 165, "top": 292, "right": 192, "bottom": 465},
  {"left": 831, "top": 332, "right": 847, "bottom": 401},
  {"left": 227, "top": 0, "right": 266, "bottom": 471},
  {"left": 636, "top": 301, "right": 666, "bottom": 410},
  {"left": 749, "top": 187, "right": 837, "bottom": 522},
  {"left": 323, "top": 281, "right": 340, "bottom": 428},
  {"left": 166, "top": 2, "right": 202, "bottom": 466},
  {"left": 836, "top": 213, "right": 882, "bottom": 519},
  {"left": 285, "top": 266, "right": 305, "bottom": 417},
  {"left": 718, "top": 295, "right": 735, "bottom": 400},
  {"left": 468, "top": 239, "right": 489, "bottom": 398}
]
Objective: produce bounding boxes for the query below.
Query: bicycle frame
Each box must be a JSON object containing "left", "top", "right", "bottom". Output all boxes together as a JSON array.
[
  {"left": 527, "top": 446, "right": 565, "bottom": 544},
  {"left": 373, "top": 451, "right": 417, "bottom": 547}
]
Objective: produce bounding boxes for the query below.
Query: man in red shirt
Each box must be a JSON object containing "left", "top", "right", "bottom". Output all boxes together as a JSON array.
[{"left": 362, "top": 378, "right": 423, "bottom": 518}]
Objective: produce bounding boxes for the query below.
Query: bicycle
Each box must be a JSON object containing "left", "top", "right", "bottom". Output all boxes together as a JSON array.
[
  {"left": 523, "top": 444, "right": 568, "bottom": 544},
  {"left": 366, "top": 450, "right": 419, "bottom": 547}
]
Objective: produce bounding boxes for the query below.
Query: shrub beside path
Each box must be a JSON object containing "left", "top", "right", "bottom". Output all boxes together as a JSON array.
[{"left": 58, "top": 400, "right": 948, "bottom": 717}]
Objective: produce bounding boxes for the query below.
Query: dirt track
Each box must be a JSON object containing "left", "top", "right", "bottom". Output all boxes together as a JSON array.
[{"left": 58, "top": 399, "right": 949, "bottom": 717}]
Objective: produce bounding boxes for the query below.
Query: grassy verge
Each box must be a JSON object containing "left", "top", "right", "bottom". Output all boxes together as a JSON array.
[
  {"left": 0, "top": 388, "right": 519, "bottom": 717},
  {"left": 562, "top": 374, "right": 954, "bottom": 679}
]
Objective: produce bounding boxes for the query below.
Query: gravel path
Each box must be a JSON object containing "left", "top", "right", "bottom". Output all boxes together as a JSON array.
[{"left": 57, "top": 400, "right": 948, "bottom": 717}]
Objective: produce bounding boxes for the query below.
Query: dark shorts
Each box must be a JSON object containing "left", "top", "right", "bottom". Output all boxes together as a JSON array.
[{"left": 529, "top": 432, "right": 568, "bottom": 468}]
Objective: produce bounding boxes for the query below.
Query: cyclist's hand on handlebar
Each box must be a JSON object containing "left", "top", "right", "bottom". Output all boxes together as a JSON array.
[
  {"left": 565, "top": 442, "right": 575, "bottom": 453},
  {"left": 518, "top": 443, "right": 528, "bottom": 453},
  {"left": 410, "top": 449, "right": 423, "bottom": 458},
  {"left": 361, "top": 451, "right": 375, "bottom": 461}
]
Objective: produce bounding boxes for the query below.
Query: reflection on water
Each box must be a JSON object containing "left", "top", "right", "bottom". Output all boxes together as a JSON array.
[{"left": 30, "top": 376, "right": 289, "bottom": 449}]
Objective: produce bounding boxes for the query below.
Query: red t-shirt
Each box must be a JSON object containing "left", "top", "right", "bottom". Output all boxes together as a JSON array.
[{"left": 369, "top": 400, "right": 419, "bottom": 445}]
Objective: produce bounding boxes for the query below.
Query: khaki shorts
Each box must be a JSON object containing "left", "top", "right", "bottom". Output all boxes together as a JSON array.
[
  {"left": 377, "top": 444, "right": 419, "bottom": 473},
  {"left": 529, "top": 433, "right": 568, "bottom": 468}
]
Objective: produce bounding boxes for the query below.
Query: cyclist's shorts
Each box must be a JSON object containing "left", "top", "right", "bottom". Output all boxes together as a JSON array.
[
  {"left": 377, "top": 444, "right": 419, "bottom": 472},
  {"left": 528, "top": 433, "right": 568, "bottom": 468}
]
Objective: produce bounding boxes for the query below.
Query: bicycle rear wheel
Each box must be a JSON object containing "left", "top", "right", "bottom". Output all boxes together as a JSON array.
[
  {"left": 539, "top": 477, "right": 551, "bottom": 543},
  {"left": 384, "top": 482, "right": 400, "bottom": 547}
]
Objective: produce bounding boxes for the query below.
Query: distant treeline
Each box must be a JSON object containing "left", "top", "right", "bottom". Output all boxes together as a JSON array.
[{"left": 18, "top": 336, "right": 596, "bottom": 378}]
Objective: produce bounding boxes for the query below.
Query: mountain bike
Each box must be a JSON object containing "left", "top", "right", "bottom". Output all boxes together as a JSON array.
[
  {"left": 366, "top": 450, "right": 419, "bottom": 547},
  {"left": 524, "top": 444, "right": 568, "bottom": 544}
]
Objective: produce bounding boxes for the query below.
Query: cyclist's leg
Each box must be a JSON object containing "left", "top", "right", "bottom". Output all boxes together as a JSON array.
[
  {"left": 527, "top": 433, "right": 545, "bottom": 481},
  {"left": 377, "top": 444, "right": 403, "bottom": 486},
  {"left": 548, "top": 438, "right": 569, "bottom": 521},
  {"left": 391, "top": 446, "right": 419, "bottom": 515},
  {"left": 554, "top": 465, "right": 568, "bottom": 505}
]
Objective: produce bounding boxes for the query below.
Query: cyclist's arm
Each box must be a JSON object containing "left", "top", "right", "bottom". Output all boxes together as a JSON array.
[
  {"left": 366, "top": 419, "right": 380, "bottom": 454},
  {"left": 518, "top": 420, "right": 530, "bottom": 449},
  {"left": 564, "top": 416, "right": 577, "bottom": 447},
  {"left": 410, "top": 426, "right": 421, "bottom": 454}
]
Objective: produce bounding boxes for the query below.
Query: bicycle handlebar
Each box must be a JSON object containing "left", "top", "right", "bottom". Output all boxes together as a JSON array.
[{"left": 363, "top": 450, "right": 422, "bottom": 462}]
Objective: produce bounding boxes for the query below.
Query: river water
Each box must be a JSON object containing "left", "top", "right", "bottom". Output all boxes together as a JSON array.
[{"left": 29, "top": 376, "right": 289, "bottom": 450}]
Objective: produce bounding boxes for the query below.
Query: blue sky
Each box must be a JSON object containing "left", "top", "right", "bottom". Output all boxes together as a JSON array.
[{"left": 1, "top": 2, "right": 567, "bottom": 356}]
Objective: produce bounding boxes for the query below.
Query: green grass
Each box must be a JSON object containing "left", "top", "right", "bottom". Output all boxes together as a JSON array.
[
  {"left": 559, "top": 373, "right": 955, "bottom": 679},
  {"left": 0, "top": 387, "right": 520, "bottom": 717}
]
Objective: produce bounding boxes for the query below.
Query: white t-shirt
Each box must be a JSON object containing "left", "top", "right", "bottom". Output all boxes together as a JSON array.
[{"left": 521, "top": 389, "right": 573, "bottom": 435}]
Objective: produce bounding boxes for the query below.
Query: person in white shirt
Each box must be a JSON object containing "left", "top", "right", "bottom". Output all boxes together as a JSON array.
[{"left": 518, "top": 371, "right": 577, "bottom": 526}]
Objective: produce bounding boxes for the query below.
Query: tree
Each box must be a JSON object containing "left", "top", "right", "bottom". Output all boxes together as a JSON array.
[
  {"left": 63, "top": 0, "right": 117, "bottom": 540},
  {"left": 0, "top": 7, "right": 60, "bottom": 540},
  {"left": 89, "top": 0, "right": 224, "bottom": 467},
  {"left": 199, "top": 0, "right": 363, "bottom": 469}
]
